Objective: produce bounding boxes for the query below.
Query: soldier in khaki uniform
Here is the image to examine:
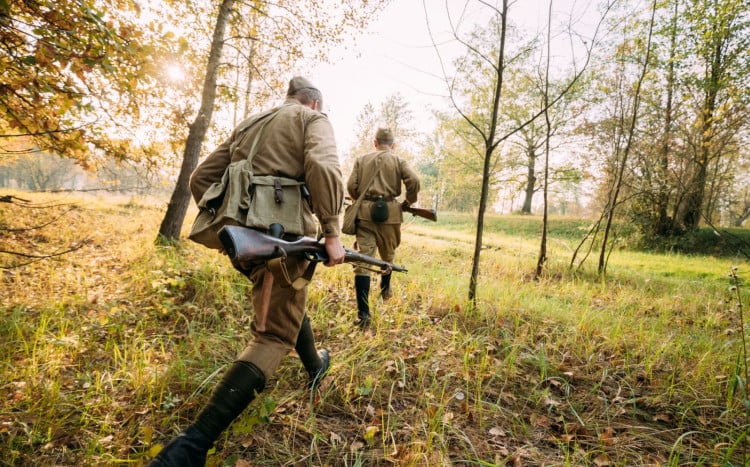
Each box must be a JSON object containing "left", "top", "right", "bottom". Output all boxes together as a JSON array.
[
  {"left": 150, "top": 77, "right": 346, "bottom": 467},
  {"left": 347, "top": 128, "right": 420, "bottom": 329}
]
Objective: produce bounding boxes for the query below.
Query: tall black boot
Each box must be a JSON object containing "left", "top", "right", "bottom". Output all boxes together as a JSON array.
[
  {"left": 295, "top": 314, "right": 330, "bottom": 389},
  {"left": 149, "top": 361, "right": 266, "bottom": 467},
  {"left": 355, "top": 275, "right": 371, "bottom": 329},
  {"left": 380, "top": 272, "right": 392, "bottom": 300}
]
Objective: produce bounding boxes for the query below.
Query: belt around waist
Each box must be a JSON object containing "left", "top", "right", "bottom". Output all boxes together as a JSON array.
[{"left": 364, "top": 196, "right": 395, "bottom": 202}]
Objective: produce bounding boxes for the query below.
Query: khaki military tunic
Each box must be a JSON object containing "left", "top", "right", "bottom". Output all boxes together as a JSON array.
[
  {"left": 189, "top": 99, "right": 344, "bottom": 379},
  {"left": 347, "top": 148, "right": 420, "bottom": 276}
]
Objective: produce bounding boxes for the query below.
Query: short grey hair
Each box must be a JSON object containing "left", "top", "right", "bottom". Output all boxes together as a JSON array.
[{"left": 293, "top": 87, "right": 323, "bottom": 107}]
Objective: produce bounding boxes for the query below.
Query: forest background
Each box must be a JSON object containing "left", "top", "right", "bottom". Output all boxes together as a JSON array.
[
  {"left": 2, "top": 0, "right": 749, "bottom": 239},
  {"left": 2, "top": 0, "right": 750, "bottom": 465}
]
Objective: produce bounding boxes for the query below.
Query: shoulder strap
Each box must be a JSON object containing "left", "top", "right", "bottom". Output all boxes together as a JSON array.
[
  {"left": 351, "top": 154, "right": 383, "bottom": 210},
  {"left": 240, "top": 106, "right": 285, "bottom": 172},
  {"left": 228, "top": 108, "right": 276, "bottom": 157},
  {"left": 229, "top": 104, "right": 292, "bottom": 162}
]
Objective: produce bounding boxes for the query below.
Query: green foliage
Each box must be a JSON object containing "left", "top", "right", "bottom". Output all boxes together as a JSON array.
[
  {"left": 636, "top": 226, "right": 750, "bottom": 258},
  {"left": 585, "top": 0, "right": 750, "bottom": 237}
]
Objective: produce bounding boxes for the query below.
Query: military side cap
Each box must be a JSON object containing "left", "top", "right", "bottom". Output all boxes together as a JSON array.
[
  {"left": 375, "top": 127, "right": 394, "bottom": 144},
  {"left": 287, "top": 76, "right": 318, "bottom": 95}
]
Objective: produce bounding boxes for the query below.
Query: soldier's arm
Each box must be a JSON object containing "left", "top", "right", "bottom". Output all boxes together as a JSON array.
[
  {"left": 189, "top": 138, "right": 233, "bottom": 203},
  {"left": 303, "top": 114, "right": 344, "bottom": 237},
  {"left": 399, "top": 158, "right": 421, "bottom": 205},
  {"left": 346, "top": 158, "right": 360, "bottom": 199}
]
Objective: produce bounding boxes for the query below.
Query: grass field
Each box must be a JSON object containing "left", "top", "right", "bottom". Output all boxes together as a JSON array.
[{"left": 1, "top": 191, "right": 749, "bottom": 466}]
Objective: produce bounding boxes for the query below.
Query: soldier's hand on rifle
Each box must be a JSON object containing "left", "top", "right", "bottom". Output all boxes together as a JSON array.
[
  {"left": 323, "top": 235, "right": 346, "bottom": 267},
  {"left": 401, "top": 200, "right": 410, "bottom": 209}
]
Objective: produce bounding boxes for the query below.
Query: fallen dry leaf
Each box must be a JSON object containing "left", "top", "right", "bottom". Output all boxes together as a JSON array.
[
  {"left": 564, "top": 423, "right": 584, "bottom": 435},
  {"left": 489, "top": 426, "right": 506, "bottom": 437},
  {"left": 531, "top": 413, "right": 551, "bottom": 428},
  {"left": 599, "top": 426, "right": 616, "bottom": 446},
  {"left": 593, "top": 453, "right": 612, "bottom": 466},
  {"left": 543, "top": 396, "right": 561, "bottom": 407},
  {"left": 559, "top": 434, "right": 575, "bottom": 443}
]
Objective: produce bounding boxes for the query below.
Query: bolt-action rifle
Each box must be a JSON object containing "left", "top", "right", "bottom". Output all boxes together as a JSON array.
[
  {"left": 402, "top": 204, "right": 437, "bottom": 222},
  {"left": 219, "top": 224, "right": 406, "bottom": 333},
  {"left": 218, "top": 225, "right": 408, "bottom": 274}
]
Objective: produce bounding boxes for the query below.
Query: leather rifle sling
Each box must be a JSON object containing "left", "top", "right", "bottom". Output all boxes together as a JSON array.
[{"left": 258, "top": 265, "right": 274, "bottom": 333}]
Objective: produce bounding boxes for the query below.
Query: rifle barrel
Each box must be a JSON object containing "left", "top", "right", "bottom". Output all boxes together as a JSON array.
[{"left": 344, "top": 250, "right": 407, "bottom": 273}]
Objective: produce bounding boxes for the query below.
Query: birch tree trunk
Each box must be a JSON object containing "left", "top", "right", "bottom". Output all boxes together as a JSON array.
[{"left": 157, "top": 0, "right": 236, "bottom": 243}]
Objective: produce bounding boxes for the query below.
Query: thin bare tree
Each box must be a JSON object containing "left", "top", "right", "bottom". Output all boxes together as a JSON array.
[
  {"left": 535, "top": 0, "right": 554, "bottom": 278},
  {"left": 570, "top": 0, "right": 658, "bottom": 275},
  {"left": 157, "top": 0, "right": 236, "bottom": 244},
  {"left": 155, "top": 1, "right": 388, "bottom": 244},
  {"left": 426, "top": 0, "right": 610, "bottom": 301}
]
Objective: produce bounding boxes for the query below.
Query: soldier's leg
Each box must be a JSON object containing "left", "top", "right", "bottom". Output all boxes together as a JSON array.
[
  {"left": 380, "top": 272, "right": 392, "bottom": 300},
  {"left": 376, "top": 224, "right": 401, "bottom": 300},
  {"left": 238, "top": 256, "right": 309, "bottom": 378},
  {"left": 150, "top": 258, "right": 310, "bottom": 466},
  {"left": 353, "top": 222, "right": 377, "bottom": 328},
  {"left": 295, "top": 314, "right": 330, "bottom": 389},
  {"left": 354, "top": 274, "right": 371, "bottom": 328},
  {"left": 149, "top": 360, "right": 266, "bottom": 467}
]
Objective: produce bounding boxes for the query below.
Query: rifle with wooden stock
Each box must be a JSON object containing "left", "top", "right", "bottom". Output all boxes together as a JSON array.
[
  {"left": 402, "top": 204, "right": 437, "bottom": 222},
  {"left": 219, "top": 224, "right": 406, "bottom": 332},
  {"left": 218, "top": 225, "right": 408, "bottom": 274}
]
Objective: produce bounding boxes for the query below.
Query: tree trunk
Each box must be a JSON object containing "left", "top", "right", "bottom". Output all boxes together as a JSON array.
[
  {"left": 734, "top": 195, "right": 750, "bottom": 227},
  {"left": 521, "top": 145, "right": 536, "bottom": 214},
  {"left": 467, "top": 0, "right": 507, "bottom": 304},
  {"left": 157, "top": 0, "right": 236, "bottom": 244},
  {"left": 655, "top": 0, "right": 678, "bottom": 235},
  {"left": 681, "top": 99, "right": 715, "bottom": 229},
  {"left": 243, "top": 40, "right": 256, "bottom": 119},
  {"left": 598, "top": 0, "right": 656, "bottom": 274},
  {"left": 680, "top": 4, "right": 723, "bottom": 231},
  {"left": 535, "top": 0, "right": 553, "bottom": 279}
]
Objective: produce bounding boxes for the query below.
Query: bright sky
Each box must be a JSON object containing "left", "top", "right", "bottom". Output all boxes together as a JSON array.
[
  {"left": 310, "top": 1, "right": 448, "bottom": 150},
  {"left": 308, "top": 0, "right": 598, "bottom": 151}
]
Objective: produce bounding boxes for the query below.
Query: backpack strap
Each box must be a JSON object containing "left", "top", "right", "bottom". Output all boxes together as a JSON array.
[{"left": 267, "top": 256, "right": 318, "bottom": 290}]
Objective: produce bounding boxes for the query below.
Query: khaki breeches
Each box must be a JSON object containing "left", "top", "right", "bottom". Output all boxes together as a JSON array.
[
  {"left": 354, "top": 220, "right": 401, "bottom": 276},
  {"left": 236, "top": 255, "right": 308, "bottom": 380}
]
